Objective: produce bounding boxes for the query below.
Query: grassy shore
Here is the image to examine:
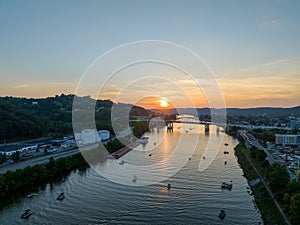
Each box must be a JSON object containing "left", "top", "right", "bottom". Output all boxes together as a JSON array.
[{"left": 234, "top": 143, "right": 287, "bottom": 225}]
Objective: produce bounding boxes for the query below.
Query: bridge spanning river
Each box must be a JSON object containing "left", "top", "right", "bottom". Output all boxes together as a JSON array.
[{"left": 129, "top": 114, "right": 212, "bottom": 132}]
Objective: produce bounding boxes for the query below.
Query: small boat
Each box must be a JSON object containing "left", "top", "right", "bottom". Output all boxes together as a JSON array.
[
  {"left": 167, "top": 183, "right": 171, "bottom": 189},
  {"left": 189, "top": 157, "right": 191, "bottom": 160},
  {"left": 21, "top": 209, "right": 33, "bottom": 219},
  {"left": 218, "top": 210, "right": 226, "bottom": 220},
  {"left": 224, "top": 161, "right": 227, "bottom": 165},
  {"left": 221, "top": 182, "right": 232, "bottom": 190},
  {"left": 132, "top": 176, "right": 137, "bottom": 183},
  {"left": 27, "top": 192, "right": 38, "bottom": 198},
  {"left": 223, "top": 151, "right": 229, "bottom": 154},
  {"left": 224, "top": 143, "right": 229, "bottom": 146},
  {"left": 57, "top": 192, "right": 65, "bottom": 201},
  {"left": 154, "top": 142, "right": 156, "bottom": 146},
  {"left": 140, "top": 137, "right": 149, "bottom": 144}
]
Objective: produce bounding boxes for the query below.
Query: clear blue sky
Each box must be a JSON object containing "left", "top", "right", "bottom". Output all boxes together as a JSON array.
[{"left": 0, "top": 0, "right": 299, "bottom": 107}]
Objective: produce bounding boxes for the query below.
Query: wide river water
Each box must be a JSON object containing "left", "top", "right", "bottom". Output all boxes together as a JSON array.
[{"left": 0, "top": 124, "right": 263, "bottom": 224}]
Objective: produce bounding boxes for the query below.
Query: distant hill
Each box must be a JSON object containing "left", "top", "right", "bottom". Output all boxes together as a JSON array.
[
  {"left": 0, "top": 94, "right": 154, "bottom": 142},
  {"left": 151, "top": 106, "right": 300, "bottom": 117}
]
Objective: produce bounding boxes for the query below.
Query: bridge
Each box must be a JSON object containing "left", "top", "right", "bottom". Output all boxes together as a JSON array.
[{"left": 129, "top": 115, "right": 212, "bottom": 132}]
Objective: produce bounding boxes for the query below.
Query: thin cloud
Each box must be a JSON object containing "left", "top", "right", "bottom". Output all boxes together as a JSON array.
[
  {"left": 12, "top": 84, "right": 30, "bottom": 89},
  {"left": 259, "top": 18, "right": 281, "bottom": 28}
]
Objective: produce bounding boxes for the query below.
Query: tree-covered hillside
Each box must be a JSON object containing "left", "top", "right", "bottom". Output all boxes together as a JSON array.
[
  {"left": 0, "top": 99, "right": 43, "bottom": 141},
  {"left": 0, "top": 94, "right": 154, "bottom": 142}
]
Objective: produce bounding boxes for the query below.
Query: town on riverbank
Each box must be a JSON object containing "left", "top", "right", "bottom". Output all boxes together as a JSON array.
[
  {"left": 226, "top": 114, "right": 300, "bottom": 225},
  {"left": 1, "top": 94, "right": 300, "bottom": 224}
]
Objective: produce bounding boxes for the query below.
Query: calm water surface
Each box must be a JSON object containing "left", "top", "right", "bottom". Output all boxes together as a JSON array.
[{"left": 0, "top": 124, "right": 262, "bottom": 224}]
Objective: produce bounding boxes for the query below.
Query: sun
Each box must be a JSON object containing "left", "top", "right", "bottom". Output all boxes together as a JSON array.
[{"left": 158, "top": 99, "right": 169, "bottom": 108}]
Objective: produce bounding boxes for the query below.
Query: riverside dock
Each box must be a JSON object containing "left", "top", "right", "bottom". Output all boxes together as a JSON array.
[{"left": 107, "top": 140, "right": 141, "bottom": 159}]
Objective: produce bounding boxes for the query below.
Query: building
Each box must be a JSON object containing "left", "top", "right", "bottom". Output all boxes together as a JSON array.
[
  {"left": 275, "top": 134, "right": 300, "bottom": 146},
  {"left": 98, "top": 130, "right": 110, "bottom": 141},
  {"left": 74, "top": 133, "right": 81, "bottom": 141},
  {"left": 81, "top": 129, "right": 99, "bottom": 144}
]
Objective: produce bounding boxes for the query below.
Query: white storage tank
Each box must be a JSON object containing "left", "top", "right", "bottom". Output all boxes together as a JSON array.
[
  {"left": 81, "top": 129, "right": 97, "bottom": 144},
  {"left": 74, "top": 133, "right": 81, "bottom": 141},
  {"left": 98, "top": 130, "right": 110, "bottom": 141}
]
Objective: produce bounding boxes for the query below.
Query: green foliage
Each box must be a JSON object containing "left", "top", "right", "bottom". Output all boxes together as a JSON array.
[
  {"left": 225, "top": 126, "right": 241, "bottom": 138},
  {"left": 261, "top": 159, "right": 270, "bottom": 168},
  {"left": 289, "top": 193, "right": 300, "bottom": 224},
  {"left": 234, "top": 144, "right": 287, "bottom": 225},
  {"left": 266, "top": 163, "right": 289, "bottom": 193},
  {"left": 0, "top": 99, "right": 43, "bottom": 141},
  {"left": 256, "top": 150, "right": 267, "bottom": 161},
  {"left": 250, "top": 148, "right": 257, "bottom": 158},
  {"left": 261, "top": 131, "right": 275, "bottom": 143},
  {"left": 0, "top": 154, "right": 7, "bottom": 166},
  {"left": 1, "top": 95, "right": 154, "bottom": 142},
  {"left": 11, "top": 152, "right": 20, "bottom": 162},
  {"left": 106, "top": 139, "right": 124, "bottom": 154},
  {"left": 132, "top": 121, "right": 149, "bottom": 138},
  {"left": 0, "top": 154, "right": 89, "bottom": 199},
  {"left": 285, "top": 180, "right": 300, "bottom": 195}
]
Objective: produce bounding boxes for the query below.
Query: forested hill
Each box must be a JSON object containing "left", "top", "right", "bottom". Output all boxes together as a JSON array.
[
  {"left": 0, "top": 94, "right": 153, "bottom": 142},
  {"left": 152, "top": 106, "right": 300, "bottom": 117},
  {"left": 0, "top": 99, "right": 43, "bottom": 141}
]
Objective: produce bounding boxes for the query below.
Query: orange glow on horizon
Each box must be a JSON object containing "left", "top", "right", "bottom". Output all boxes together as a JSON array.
[{"left": 158, "top": 99, "right": 169, "bottom": 108}]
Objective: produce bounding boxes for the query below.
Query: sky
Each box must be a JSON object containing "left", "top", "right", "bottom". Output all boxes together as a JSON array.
[{"left": 0, "top": 0, "right": 300, "bottom": 108}]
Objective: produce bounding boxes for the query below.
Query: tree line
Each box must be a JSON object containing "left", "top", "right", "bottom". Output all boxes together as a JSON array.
[
  {"left": 0, "top": 154, "right": 89, "bottom": 199},
  {"left": 236, "top": 144, "right": 300, "bottom": 225}
]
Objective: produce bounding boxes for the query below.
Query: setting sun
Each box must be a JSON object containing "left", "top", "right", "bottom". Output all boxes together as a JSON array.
[{"left": 158, "top": 99, "right": 169, "bottom": 108}]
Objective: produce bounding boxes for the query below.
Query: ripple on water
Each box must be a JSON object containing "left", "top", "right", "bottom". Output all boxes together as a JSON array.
[{"left": 0, "top": 126, "right": 262, "bottom": 224}]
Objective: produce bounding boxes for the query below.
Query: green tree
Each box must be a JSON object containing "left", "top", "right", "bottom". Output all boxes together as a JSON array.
[
  {"left": 286, "top": 180, "right": 300, "bottom": 195},
  {"left": 261, "top": 131, "right": 275, "bottom": 143},
  {"left": 289, "top": 193, "right": 300, "bottom": 225},
  {"left": 256, "top": 150, "right": 267, "bottom": 161},
  {"left": 11, "top": 151, "right": 20, "bottom": 162},
  {"left": 266, "top": 163, "right": 289, "bottom": 192},
  {"left": 261, "top": 159, "right": 270, "bottom": 168},
  {"left": 0, "top": 154, "right": 7, "bottom": 166}
]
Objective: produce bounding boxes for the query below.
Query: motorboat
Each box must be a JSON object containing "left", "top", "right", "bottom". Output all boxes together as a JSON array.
[
  {"left": 21, "top": 209, "right": 33, "bottom": 219},
  {"left": 218, "top": 210, "right": 226, "bottom": 220},
  {"left": 132, "top": 176, "right": 137, "bottom": 183},
  {"left": 221, "top": 182, "right": 232, "bottom": 190},
  {"left": 57, "top": 192, "right": 65, "bottom": 201},
  {"left": 140, "top": 137, "right": 149, "bottom": 144},
  {"left": 27, "top": 192, "right": 38, "bottom": 198}
]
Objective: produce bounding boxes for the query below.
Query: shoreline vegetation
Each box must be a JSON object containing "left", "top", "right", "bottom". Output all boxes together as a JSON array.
[
  {"left": 0, "top": 153, "right": 89, "bottom": 209},
  {"left": 234, "top": 143, "right": 287, "bottom": 224},
  {"left": 0, "top": 121, "right": 150, "bottom": 209},
  {"left": 233, "top": 142, "right": 300, "bottom": 225}
]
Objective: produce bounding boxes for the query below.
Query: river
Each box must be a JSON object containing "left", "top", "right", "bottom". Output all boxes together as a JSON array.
[{"left": 0, "top": 124, "right": 262, "bottom": 224}]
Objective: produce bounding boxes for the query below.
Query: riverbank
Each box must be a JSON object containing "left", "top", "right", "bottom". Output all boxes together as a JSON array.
[
  {"left": 0, "top": 153, "right": 89, "bottom": 209},
  {"left": 234, "top": 143, "right": 288, "bottom": 225}
]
